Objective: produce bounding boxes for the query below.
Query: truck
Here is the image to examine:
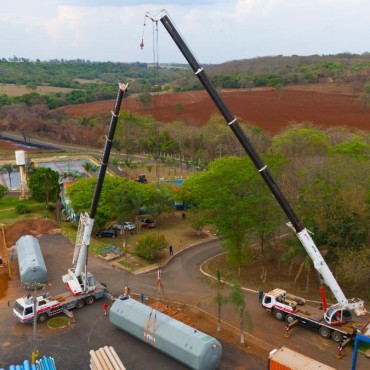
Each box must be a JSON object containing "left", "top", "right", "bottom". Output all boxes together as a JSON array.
[
  {"left": 13, "top": 82, "right": 129, "bottom": 324},
  {"left": 261, "top": 288, "right": 364, "bottom": 343},
  {"left": 143, "top": 9, "right": 368, "bottom": 345},
  {"left": 268, "top": 347, "right": 336, "bottom": 370},
  {"left": 13, "top": 284, "right": 106, "bottom": 324}
]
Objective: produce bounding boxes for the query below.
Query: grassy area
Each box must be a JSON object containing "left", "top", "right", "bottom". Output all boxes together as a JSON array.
[{"left": 0, "top": 196, "right": 55, "bottom": 224}]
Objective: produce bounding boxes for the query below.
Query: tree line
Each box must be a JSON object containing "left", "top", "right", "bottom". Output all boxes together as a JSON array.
[{"left": 1, "top": 53, "right": 370, "bottom": 110}]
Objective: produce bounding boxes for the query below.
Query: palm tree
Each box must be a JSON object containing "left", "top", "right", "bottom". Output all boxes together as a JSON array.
[
  {"left": 229, "top": 282, "right": 246, "bottom": 344},
  {"left": 280, "top": 236, "right": 312, "bottom": 291},
  {"left": 1, "top": 163, "right": 15, "bottom": 189},
  {"left": 214, "top": 269, "right": 228, "bottom": 332},
  {"left": 82, "top": 161, "right": 98, "bottom": 176}
]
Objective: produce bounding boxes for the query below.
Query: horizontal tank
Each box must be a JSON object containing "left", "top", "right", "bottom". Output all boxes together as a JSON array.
[
  {"left": 109, "top": 297, "right": 222, "bottom": 370},
  {"left": 16, "top": 235, "right": 47, "bottom": 289}
]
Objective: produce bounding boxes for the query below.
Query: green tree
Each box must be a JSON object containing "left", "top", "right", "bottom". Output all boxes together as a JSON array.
[
  {"left": 279, "top": 236, "right": 312, "bottom": 291},
  {"left": 28, "top": 167, "right": 59, "bottom": 205},
  {"left": 182, "top": 156, "right": 281, "bottom": 274},
  {"left": 0, "top": 184, "right": 7, "bottom": 200},
  {"left": 82, "top": 161, "right": 99, "bottom": 176},
  {"left": 145, "top": 182, "right": 174, "bottom": 220},
  {"left": 137, "top": 93, "right": 152, "bottom": 109},
  {"left": 229, "top": 282, "right": 247, "bottom": 344},
  {"left": 135, "top": 233, "right": 167, "bottom": 262},
  {"left": 1, "top": 163, "right": 16, "bottom": 189},
  {"left": 214, "top": 270, "right": 228, "bottom": 332}
]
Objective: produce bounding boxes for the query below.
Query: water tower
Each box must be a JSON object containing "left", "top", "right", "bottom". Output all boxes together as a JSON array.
[{"left": 15, "top": 150, "right": 28, "bottom": 200}]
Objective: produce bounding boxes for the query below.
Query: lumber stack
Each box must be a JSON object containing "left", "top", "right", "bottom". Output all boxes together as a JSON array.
[{"left": 89, "top": 346, "right": 126, "bottom": 370}]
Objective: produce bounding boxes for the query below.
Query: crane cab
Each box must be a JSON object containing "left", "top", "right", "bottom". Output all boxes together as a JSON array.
[{"left": 324, "top": 304, "right": 352, "bottom": 325}]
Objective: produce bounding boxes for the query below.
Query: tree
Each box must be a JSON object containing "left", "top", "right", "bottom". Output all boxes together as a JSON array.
[
  {"left": 82, "top": 161, "right": 99, "bottom": 176},
  {"left": 28, "top": 167, "right": 59, "bottom": 205},
  {"left": 279, "top": 236, "right": 312, "bottom": 291},
  {"left": 229, "top": 282, "right": 246, "bottom": 344},
  {"left": 0, "top": 184, "right": 7, "bottom": 200},
  {"left": 182, "top": 156, "right": 281, "bottom": 273},
  {"left": 135, "top": 233, "right": 167, "bottom": 262},
  {"left": 0, "top": 163, "right": 15, "bottom": 189},
  {"left": 137, "top": 93, "right": 152, "bottom": 109},
  {"left": 214, "top": 270, "right": 228, "bottom": 332}
]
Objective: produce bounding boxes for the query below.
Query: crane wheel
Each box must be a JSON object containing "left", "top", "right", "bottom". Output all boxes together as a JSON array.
[
  {"left": 38, "top": 314, "right": 47, "bottom": 323},
  {"left": 85, "top": 296, "right": 95, "bottom": 305},
  {"left": 76, "top": 300, "right": 85, "bottom": 309},
  {"left": 319, "top": 326, "right": 331, "bottom": 339},
  {"left": 285, "top": 314, "right": 295, "bottom": 324},
  {"left": 331, "top": 331, "right": 343, "bottom": 343},
  {"left": 274, "top": 310, "right": 285, "bottom": 321}
]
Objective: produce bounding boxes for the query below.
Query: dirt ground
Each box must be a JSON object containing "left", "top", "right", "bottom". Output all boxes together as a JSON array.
[
  {"left": 1, "top": 219, "right": 268, "bottom": 362},
  {"left": 58, "top": 84, "right": 370, "bottom": 134}
]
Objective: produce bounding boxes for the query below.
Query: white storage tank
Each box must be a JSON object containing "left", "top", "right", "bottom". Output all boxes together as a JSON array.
[
  {"left": 110, "top": 297, "right": 222, "bottom": 370},
  {"left": 15, "top": 150, "right": 26, "bottom": 166},
  {"left": 16, "top": 235, "right": 48, "bottom": 289}
]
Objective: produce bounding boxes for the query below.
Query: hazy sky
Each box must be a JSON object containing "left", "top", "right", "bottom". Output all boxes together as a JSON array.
[{"left": 1, "top": 0, "right": 369, "bottom": 64}]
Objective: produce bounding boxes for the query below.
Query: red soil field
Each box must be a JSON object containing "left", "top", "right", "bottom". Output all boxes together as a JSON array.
[{"left": 58, "top": 85, "right": 370, "bottom": 134}]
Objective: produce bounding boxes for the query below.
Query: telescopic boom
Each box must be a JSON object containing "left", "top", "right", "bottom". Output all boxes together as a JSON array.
[
  {"left": 63, "top": 82, "right": 129, "bottom": 295},
  {"left": 145, "top": 10, "right": 366, "bottom": 316}
]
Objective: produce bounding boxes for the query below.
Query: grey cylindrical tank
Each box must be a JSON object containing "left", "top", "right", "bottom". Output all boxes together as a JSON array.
[
  {"left": 109, "top": 297, "right": 222, "bottom": 370},
  {"left": 16, "top": 235, "right": 47, "bottom": 289}
]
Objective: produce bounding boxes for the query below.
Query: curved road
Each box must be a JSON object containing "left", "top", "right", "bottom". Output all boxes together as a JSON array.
[
  {"left": 0, "top": 235, "right": 367, "bottom": 369},
  {"left": 127, "top": 238, "right": 367, "bottom": 370}
]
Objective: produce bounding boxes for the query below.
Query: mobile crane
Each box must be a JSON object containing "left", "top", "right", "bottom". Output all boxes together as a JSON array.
[
  {"left": 144, "top": 10, "right": 368, "bottom": 342},
  {"left": 13, "top": 83, "right": 129, "bottom": 324}
]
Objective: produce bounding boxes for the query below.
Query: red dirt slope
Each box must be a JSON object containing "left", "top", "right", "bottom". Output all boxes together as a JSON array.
[{"left": 58, "top": 86, "right": 370, "bottom": 134}]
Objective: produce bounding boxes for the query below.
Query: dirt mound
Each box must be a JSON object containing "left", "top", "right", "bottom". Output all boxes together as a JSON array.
[{"left": 4, "top": 219, "right": 60, "bottom": 247}]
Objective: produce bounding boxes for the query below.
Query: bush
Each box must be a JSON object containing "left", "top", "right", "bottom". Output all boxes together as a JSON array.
[
  {"left": 135, "top": 233, "right": 167, "bottom": 262},
  {"left": 46, "top": 204, "right": 55, "bottom": 212},
  {"left": 15, "top": 203, "right": 31, "bottom": 214}
]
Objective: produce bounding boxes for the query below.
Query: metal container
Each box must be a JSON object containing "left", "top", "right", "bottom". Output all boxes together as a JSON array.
[
  {"left": 110, "top": 297, "right": 222, "bottom": 370},
  {"left": 16, "top": 235, "right": 47, "bottom": 289}
]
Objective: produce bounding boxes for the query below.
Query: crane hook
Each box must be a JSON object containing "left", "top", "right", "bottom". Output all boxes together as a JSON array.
[{"left": 140, "top": 38, "right": 144, "bottom": 50}]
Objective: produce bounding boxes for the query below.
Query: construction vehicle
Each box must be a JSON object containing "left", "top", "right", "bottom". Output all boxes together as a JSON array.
[
  {"left": 144, "top": 10, "right": 368, "bottom": 344},
  {"left": 13, "top": 288, "right": 106, "bottom": 324},
  {"left": 62, "top": 82, "right": 128, "bottom": 295},
  {"left": 13, "top": 83, "right": 129, "bottom": 324}
]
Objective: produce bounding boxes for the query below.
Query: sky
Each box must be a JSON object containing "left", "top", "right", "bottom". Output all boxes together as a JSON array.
[{"left": 0, "top": 0, "right": 369, "bottom": 64}]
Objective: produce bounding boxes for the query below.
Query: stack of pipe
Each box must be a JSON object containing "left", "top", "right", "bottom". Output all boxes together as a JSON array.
[{"left": 89, "top": 347, "right": 125, "bottom": 370}]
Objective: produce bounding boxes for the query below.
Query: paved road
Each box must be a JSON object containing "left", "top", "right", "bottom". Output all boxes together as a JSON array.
[
  {"left": 0, "top": 234, "right": 368, "bottom": 369},
  {"left": 0, "top": 235, "right": 265, "bottom": 370}
]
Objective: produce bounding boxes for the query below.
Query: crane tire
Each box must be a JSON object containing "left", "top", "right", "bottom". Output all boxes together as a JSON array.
[
  {"left": 85, "top": 296, "right": 95, "bottom": 305},
  {"left": 319, "top": 326, "right": 331, "bottom": 339},
  {"left": 76, "top": 300, "right": 85, "bottom": 309},
  {"left": 38, "top": 314, "right": 47, "bottom": 323},
  {"left": 331, "top": 331, "right": 343, "bottom": 343},
  {"left": 285, "top": 314, "right": 295, "bottom": 324},
  {"left": 274, "top": 310, "right": 285, "bottom": 321}
]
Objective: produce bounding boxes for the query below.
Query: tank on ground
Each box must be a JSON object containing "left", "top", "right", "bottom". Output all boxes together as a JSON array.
[
  {"left": 109, "top": 297, "right": 222, "bottom": 370},
  {"left": 16, "top": 235, "right": 47, "bottom": 289}
]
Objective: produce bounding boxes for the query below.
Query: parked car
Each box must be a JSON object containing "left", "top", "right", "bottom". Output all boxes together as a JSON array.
[
  {"left": 113, "top": 222, "right": 135, "bottom": 231},
  {"left": 141, "top": 219, "right": 156, "bottom": 228},
  {"left": 96, "top": 228, "right": 117, "bottom": 238}
]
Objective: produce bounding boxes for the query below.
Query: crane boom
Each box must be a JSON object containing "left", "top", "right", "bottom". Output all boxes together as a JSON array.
[
  {"left": 146, "top": 10, "right": 366, "bottom": 316},
  {"left": 63, "top": 82, "right": 129, "bottom": 295}
]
